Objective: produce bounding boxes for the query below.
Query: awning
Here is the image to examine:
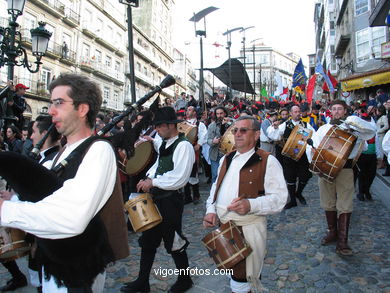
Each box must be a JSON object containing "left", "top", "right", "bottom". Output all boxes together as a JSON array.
[{"left": 340, "top": 68, "right": 390, "bottom": 91}]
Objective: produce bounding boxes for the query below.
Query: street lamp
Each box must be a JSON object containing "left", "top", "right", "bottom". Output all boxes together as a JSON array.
[
  {"left": 119, "top": 0, "right": 139, "bottom": 104},
  {"left": 0, "top": 0, "right": 52, "bottom": 80},
  {"left": 189, "top": 6, "right": 219, "bottom": 112},
  {"left": 250, "top": 38, "right": 263, "bottom": 99},
  {"left": 223, "top": 27, "right": 243, "bottom": 99},
  {"left": 240, "top": 26, "right": 254, "bottom": 100}
]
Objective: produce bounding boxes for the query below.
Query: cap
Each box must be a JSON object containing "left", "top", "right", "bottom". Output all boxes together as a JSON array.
[{"left": 15, "top": 83, "right": 29, "bottom": 90}]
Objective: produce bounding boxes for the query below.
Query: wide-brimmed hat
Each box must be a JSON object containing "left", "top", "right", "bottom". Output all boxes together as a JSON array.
[{"left": 152, "top": 107, "right": 183, "bottom": 125}]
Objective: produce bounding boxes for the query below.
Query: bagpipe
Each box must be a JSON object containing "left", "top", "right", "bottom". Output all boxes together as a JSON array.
[{"left": 0, "top": 74, "right": 175, "bottom": 202}]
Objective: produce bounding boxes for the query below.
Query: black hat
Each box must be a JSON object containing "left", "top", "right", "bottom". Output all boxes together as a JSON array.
[{"left": 152, "top": 107, "right": 183, "bottom": 125}]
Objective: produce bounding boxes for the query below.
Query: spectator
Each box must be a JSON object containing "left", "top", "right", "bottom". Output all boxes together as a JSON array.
[{"left": 5, "top": 125, "right": 22, "bottom": 153}]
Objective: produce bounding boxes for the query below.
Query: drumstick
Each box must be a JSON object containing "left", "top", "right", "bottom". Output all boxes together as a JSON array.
[{"left": 219, "top": 195, "right": 246, "bottom": 219}]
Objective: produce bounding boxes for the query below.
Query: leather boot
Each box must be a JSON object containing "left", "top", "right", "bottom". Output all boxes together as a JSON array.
[
  {"left": 120, "top": 248, "right": 156, "bottom": 293},
  {"left": 321, "top": 211, "right": 337, "bottom": 245},
  {"left": 336, "top": 213, "right": 353, "bottom": 256},
  {"left": 168, "top": 251, "right": 193, "bottom": 293},
  {"left": 183, "top": 183, "right": 193, "bottom": 204},
  {"left": 295, "top": 181, "right": 307, "bottom": 205},
  {"left": 284, "top": 184, "right": 297, "bottom": 209},
  {"left": 192, "top": 184, "right": 200, "bottom": 204}
]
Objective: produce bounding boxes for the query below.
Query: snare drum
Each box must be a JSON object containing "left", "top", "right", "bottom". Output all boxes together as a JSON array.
[
  {"left": 125, "top": 140, "right": 156, "bottom": 176},
  {"left": 282, "top": 125, "right": 312, "bottom": 161},
  {"left": 202, "top": 221, "right": 252, "bottom": 270},
  {"left": 219, "top": 125, "right": 236, "bottom": 154},
  {"left": 310, "top": 126, "right": 357, "bottom": 182},
  {"left": 0, "top": 227, "right": 30, "bottom": 262},
  {"left": 124, "top": 193, "right": 162, "bottom": 232},
  {"left": 177, "top": 122, "right": 198, "bottom": 145}
]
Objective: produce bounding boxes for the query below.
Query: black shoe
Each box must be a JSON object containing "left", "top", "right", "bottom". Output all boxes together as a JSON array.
[
  {"left": 0, "top": 276, "right": 27, "bottom": 292},
  {"left": 120, "top": 279, "right": 150, "bottom": 293},
  {"left": 296, "top": 196, "right": 307, "bottom": 205},
  {"left": 168, "top": 277, "right": 193, "bottom": 293},
  {"left": 365, "top": 192, "right": 373, "bottom": 201},
  {"left": 284, "top": 202, "right": 297, "bottom": 209},
  {"left": 357, "top": 193, "right": 365, "bottom": 201}
]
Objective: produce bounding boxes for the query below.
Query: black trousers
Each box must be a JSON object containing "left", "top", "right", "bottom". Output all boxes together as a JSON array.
[
  {"left": 138, "top": 191, "right": 187, "bottom": 253},
  {"left": 282, "top": 155, "right": 312, "bottom": 184},
  {"left": 357, "top": 153, "right": 377, "bottom": 195}
]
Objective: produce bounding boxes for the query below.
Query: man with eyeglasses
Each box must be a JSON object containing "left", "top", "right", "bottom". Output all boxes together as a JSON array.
[
  {"left": 0, "top": 74, "right": 129, "bottom": 292},
  {"left": 267, "top": 105, "right": 316, "bottom": 209},
  {"left": 204, "top": 116, "right": 287, "bottom": 293}
]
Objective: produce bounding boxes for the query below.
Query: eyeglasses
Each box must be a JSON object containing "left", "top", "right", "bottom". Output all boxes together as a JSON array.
[
  {"left": 231, "top": 127, "right": 257, "bottom": 135},
  {"left": 49, "top": 98, "right": 74, "bottom": 108}
]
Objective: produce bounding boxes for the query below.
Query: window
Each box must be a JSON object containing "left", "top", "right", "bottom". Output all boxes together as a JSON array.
[
  {"left": 136, "top": 62, "right": 141, "bottom": 72},
  {"left": 45, "top": 23, "right": 55, "bottom": 51},
  {"left": 24, "top": 12, "right": 37, "bottom": 30},
  {"left": 103, "top": 87, "right": 110, "bottom": 102},
  {"left": 105, "top": 55, "right": 112, "bottom": 68},
  {"left": 143, "top": 66, "right": 148, "bottom": 76},
  {"left": 82, "top": 43, "right": 90, "bottom": 62},
  {"left": 355, "top": 0, "right": 369, "bottom": 16},
  {"left": 96, "top": 18, "right": 103, "bottom": 34},
  {"left": 113, "top": 91, "right": 119, "bottom": 109},
  {"left": 40, "top": 69, "right": 52, "bottom": 90},
  {"left": 356, "top": 27, "right": 385, "bottom": 63},
  {"left": 95, "top": 50, "right": 102, "bottom": 63}
]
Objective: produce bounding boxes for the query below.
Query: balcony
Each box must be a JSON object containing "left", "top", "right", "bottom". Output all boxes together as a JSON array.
[
  {"left": 16, "top": 77, "right": 51, "bottom": 100},
  {"left": 335, "top": 26, "right": 351, "bottom": 56},
  {"left": 60, "top": 49, "right": 77, "bottom": 66},
  {"left": 81, "top": 22, "right": 97, "bottom": 39},
  {"left": 79, "top": 57, "right": 94, "bottom": 73},
  {"left": 20, "top": 29, "right": 32, "bottom": 49},
  {"left": 45, "top": 42, "right": 63, "bottom": 60},
  {"left": 29, "top": 0, "right": 65, "bottom": 18},
  {"left": 62, "top": 8, "right": 80, "bottom": 28},
  {"left": 95, "top": 36, "right": 117, "bottom": 52}
]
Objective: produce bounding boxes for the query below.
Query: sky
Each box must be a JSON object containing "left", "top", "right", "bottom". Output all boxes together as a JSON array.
[{"left": 172, "top": 0, "right": 317, "bottom": 71}]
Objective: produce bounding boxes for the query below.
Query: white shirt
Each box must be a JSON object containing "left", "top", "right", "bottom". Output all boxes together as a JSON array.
[
  {"left": 383, "top": 130, "right": 390, "bottom": 164},
  {"left": 1, "top": 138, "right": 117, "bottom": 239},
  {"left": 306, "top": 116, "right": 376, "bottom": 163},
  {"left": 206, "top": 148, "right": 288, "bottom": 216},
  {"left": 147, "top": 134, "right": 195, "bottom": 190},
  {"left": 267, "top": 119, "right": 316, "bottom": 141}
]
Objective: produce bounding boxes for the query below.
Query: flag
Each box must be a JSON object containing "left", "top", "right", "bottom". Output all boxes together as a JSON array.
[
  {"left": 260, "top": 87, "right": 268, "bottom": 97},
  {"left": 306, "top": 74, "right": 317, "bottom": 104},
  {"left": 280, "top": 87, "right": 289, "bottom": 101},
  {"left": 322, "top": 70, "right": 338, "bottom": 92},
  {"left": 315, "top": 57, "right": 335, "bottom": 94},
  {"left": 292, "top": 59, "right": 307, "bottom": 88}
]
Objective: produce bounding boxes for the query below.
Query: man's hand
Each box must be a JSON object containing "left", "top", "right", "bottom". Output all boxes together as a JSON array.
[
  {"left": 203, "top": 213, "right": 219, "bottom": 228},
  {"left": 0, "top": 190, "right": 14, "bottom": 201},
  {"left": 136, "top": 178, "right": 153, "bottom": 193},
  {"left": 227, "top": 198, "right": 251, "bottom": 215},
  {"left": 212, "top": 137, "right": 221, "bottom": 145}
]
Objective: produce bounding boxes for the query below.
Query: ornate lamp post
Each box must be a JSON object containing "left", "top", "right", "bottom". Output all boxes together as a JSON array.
[{"left": 0, "top": 0, "right": 52, "bottom": 80}]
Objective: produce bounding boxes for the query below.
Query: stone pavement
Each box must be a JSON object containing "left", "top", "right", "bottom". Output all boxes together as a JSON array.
[{"left": 1, "top": 174, "right": 390, "bottom": 292}]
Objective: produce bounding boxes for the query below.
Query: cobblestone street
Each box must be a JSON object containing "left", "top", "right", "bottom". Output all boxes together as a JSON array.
[{"left": 1, "top": 175, "right": 390, "bottom": 292}]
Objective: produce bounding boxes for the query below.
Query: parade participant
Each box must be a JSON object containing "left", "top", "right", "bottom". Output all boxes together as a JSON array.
[
  {"left": 308, "top": 100, "right": 375, "bottom": 256},
  {"left": 121, "top": 107, "right": 195, "bottom": 293},
  {"left": 259, "top": 110, "right": 278, "bottom": 155},
  {"left": 274, "top": 108, "right": 289, "bottom": 165},
  {"left": 184, "top": 106, "right": 207, "bottom": 204},
  {"left": 204, "top": 116, "right": 287, "bottom": 293},
  {"left": 268, "top": 105, "right": 315, "bottom": 209},
  {"left": 207, "top": 106, "right": 231, "bottom": 183},
  {"left": 383, "top": 130, "right": 390, "bottom": 164},
  {"left": 0, "top": 73, "right": 129, "bottom": 291}
]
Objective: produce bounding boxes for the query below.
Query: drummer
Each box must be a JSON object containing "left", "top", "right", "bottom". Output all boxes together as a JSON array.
[
  {"left": 121, "top": 107, "right": 195, "bottom": 293},
  {"left": 184, "top": 106, "right": 207, "bottom": 204},
  {"left": 203, "top": 116, "right": 288, "bottom": 293},
  {"left": 307, "top": 100, "right": 376, "bottom": 256},
  {"left": 268, "top": 105, "right": 315, "bottom": 209}
]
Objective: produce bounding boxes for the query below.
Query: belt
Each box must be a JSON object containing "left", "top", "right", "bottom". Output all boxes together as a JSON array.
[{"left": 343, "top": 159, "right": 353, "bottom": 169}]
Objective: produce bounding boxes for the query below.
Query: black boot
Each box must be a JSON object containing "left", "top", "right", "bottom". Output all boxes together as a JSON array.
[
  {"left": 284, "top": 184, "right": 297, "bottom": 209},
  {"left": 0, "top": 261, "right": 27, "bottom": 292},
  {"left": 120, "top": 248, "right": 156, "bottom": 293},
  {"left": 192, "top": 184, "right": 200, "bottom": 204},
  {"left": 295, "top": 181, "right": 307, "bottom": 205},
  {"left": 168, "top": 251, "right": 193, "bottom": 293},
  {"left": 183, "top": 183, "right": 193, "bottom": 204}
]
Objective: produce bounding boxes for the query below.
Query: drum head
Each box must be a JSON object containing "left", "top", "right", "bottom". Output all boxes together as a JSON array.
[
  {"left": 126, "top": 141, "right": 154, "bottom": 176},
  {"left": 219, "top": 125, "right": 236, "bottom": 154}
]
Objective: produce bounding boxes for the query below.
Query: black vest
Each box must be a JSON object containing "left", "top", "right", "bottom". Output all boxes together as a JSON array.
[{"left": 36, "top": 136, "right": 114, "bottom": 289}]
